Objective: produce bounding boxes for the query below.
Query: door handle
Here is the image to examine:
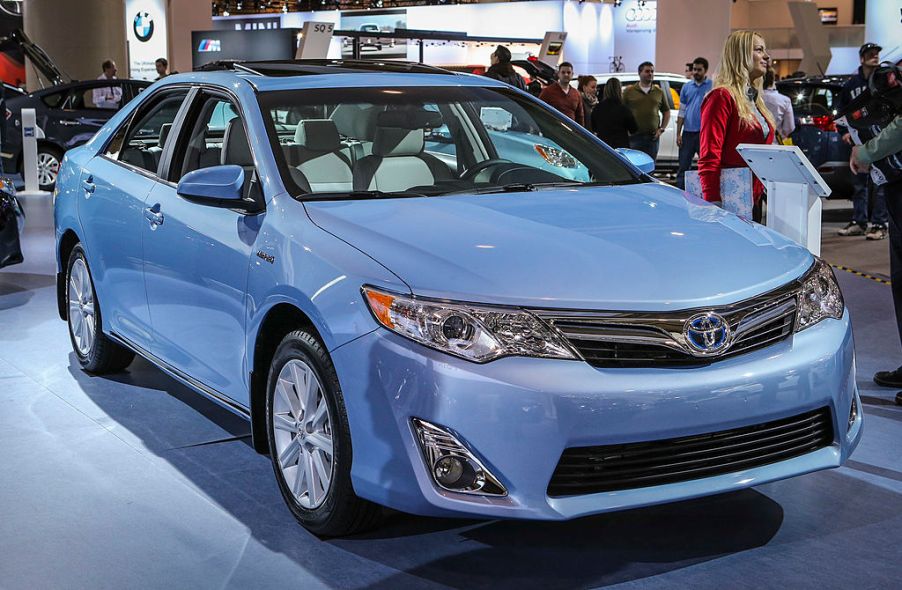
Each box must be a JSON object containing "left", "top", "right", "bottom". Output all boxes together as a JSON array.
[
  {"left": 82, "top": 176, "right": 95, "bottom": 195},
  {"left": 59, "top": 120, "right": 79, "bottom": 127},
  {"left": 144, "top": 206, "right": 164, "bottom": 228}
]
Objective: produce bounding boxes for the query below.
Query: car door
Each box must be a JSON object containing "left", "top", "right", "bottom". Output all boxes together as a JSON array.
[
  {"left": 53, "top": 82, "right": 128, "bottom": 151},
  {"left": 142, "top": 90, "right": 262, "bottom": 403},
  {"left": 657, "top": 80, "right": 679, "bottom": 164},
  {"left": 78, "top": 87, "right": 191, "bottom": 348}
]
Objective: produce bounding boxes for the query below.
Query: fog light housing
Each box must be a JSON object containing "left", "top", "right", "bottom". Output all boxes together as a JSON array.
[
  {"left": 848, "top": 395, "right": 859, "bottom": 430},
  {"left": 412, "top": 418, "right": 507, "bottom": 496}
]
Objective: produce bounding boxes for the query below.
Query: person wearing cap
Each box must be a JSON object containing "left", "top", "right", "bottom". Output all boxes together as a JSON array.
[
  {"left": 836, "top": 42, "right": 889, "bottom": 241},
  {"left": 484, "top": 45, "right": 526, "bottom": 91}
]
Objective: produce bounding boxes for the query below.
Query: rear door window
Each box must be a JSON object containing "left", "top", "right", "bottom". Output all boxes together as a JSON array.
[{"left": 107, "top": 89, "right": 189, "bottom": 175}]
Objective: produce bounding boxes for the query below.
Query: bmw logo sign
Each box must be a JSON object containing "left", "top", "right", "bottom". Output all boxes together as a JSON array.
[
  {"left": 134, "top": 12, "right": 154, "bottom": 43},
  {"left": 683, "top": 312, "right": 731, "bottom": 355}
]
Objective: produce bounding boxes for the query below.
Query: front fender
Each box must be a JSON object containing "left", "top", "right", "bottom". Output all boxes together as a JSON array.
[{"left": 245, "top": 193, "right": 409, "bottom": 370}]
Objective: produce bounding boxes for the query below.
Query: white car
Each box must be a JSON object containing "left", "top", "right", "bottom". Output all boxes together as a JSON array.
[{"left": 586, "top": 72, "right": 687, "bottom": 169}]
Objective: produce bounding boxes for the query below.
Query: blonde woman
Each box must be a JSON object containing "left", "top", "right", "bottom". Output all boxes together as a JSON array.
[{"left": 698, "top": 31, "right": 775, "bottom": 215}]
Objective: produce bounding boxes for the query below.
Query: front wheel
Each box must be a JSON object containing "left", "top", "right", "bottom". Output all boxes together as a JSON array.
[
  {"left": 66, "top": 244, "right": 135, "bottom": 373},
  {"left": 266, "top": 330, "right": 381, "bottom": 537}
]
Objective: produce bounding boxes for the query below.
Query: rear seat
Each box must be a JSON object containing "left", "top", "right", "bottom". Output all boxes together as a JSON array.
[{"left": 284, "top": 119, "right": 353, "bottom": 192}]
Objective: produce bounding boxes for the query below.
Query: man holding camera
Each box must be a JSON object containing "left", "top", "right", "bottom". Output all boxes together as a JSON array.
[{"left": 851, "top": 114, "right": 902, "bottom": 404}]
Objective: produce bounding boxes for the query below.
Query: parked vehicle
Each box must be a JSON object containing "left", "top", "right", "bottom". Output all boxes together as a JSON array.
[
  {"left": 0, "top": 27, "right": 151, "bottom": 191},
  {"left": 3, "top": 78, "right": 151, "bottom": 190},
  {"left": 55, "top": 59, "right": 860, "bottom": 537},
  {"left": 0, "top": 177, "right": 23, "bottom": 268},
  {"left": 590, "top": 72, "right": 686, "bottom": 169},
  {"left": 776, "top": 75, "right": 854, "bottom": 199},
  {"left": 440, "top": 58, "right": 555, "bottom": 97}
]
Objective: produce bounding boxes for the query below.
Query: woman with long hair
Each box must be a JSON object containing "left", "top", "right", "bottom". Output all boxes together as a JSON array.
[
  {"left": 698, "top": 30, "right": 775, "bottom": 214},
  {"left": 484, "top": 45, "right": 527, "bottom": 91},
  {"left": 590, "top": 77, "right": 638, "bottom": 150},
  {"left": 578, "top": 75, "right": 598, "bottom": 131}
]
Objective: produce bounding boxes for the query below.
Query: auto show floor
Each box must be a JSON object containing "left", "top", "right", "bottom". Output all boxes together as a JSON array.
[{"left": 1, "top": 194, "right": 901, "bottom": 590}]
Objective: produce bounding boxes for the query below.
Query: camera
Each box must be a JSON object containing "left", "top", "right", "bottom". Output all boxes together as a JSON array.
[{"left": 836, "top": 63, "right": 902, "bottom": 130}]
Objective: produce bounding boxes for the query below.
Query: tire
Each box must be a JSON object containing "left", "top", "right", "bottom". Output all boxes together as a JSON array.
[
  {"left": 35, "top": 145, "right": 64, "bottom": 192},
  {"left": 265, "top": 329, "right": 381, "bottom": 537},
  {"left": 66, "top": 244, "right": 135, "bottom": 374}
]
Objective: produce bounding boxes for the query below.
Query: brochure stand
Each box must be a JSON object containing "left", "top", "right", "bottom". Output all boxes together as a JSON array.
[{"left": 736, "top": 144, "right": 831, "bottom": 256}]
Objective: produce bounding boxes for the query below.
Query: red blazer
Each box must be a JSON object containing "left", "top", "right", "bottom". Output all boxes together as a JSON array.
[{"left": 698, "top": 87, "right": 774, "bottom": 203}]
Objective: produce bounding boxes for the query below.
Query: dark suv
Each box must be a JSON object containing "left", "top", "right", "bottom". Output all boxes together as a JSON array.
[
  {"left": 776, "top": 75, "right": 854, "bottom": 198},
  {"left": 3, "top": 79, "right": 151, "bottom": 190}
]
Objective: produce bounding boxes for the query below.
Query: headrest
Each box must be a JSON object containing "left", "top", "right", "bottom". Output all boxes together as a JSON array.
[
  {"left": 376, "top": 109, "right": 443, "bottom": 130},
  {"left": 158, "top": 123, "right": 172, "bottom": 148},
  {"left": 373, "top": 127, "right": 424, "bottom": 157},
  {"left": 222, "top": 118, "right": 253, "bottom": 167},
  {"left": 331, "top": 103, "right": 380, "bottom": 140},
  {"left": 294, "top": 119, "right": 341, "bottom": 152}
]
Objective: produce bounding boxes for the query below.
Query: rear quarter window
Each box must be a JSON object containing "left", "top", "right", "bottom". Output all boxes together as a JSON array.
[{"left": 41, "top": 91, "right": 68, "bottom": 108}]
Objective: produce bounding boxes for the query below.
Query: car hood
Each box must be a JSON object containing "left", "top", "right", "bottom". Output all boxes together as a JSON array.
[{"left": 304, "top": 184, "right": 813, "bottom": 311}]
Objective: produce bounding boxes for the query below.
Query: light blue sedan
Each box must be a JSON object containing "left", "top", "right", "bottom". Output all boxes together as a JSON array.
[{"left": 54, "top": 60, "right": 861, "bottom": 536}]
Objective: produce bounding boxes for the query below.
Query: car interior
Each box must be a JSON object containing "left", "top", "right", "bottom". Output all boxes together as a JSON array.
[{"left": 264, "top": 94, "right": 626, "bottom": 197}]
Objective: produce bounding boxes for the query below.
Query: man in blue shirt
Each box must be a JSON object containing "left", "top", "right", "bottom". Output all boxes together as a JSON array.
[{"left": 676, "top": 57, "right": 712, "bottom": 189}]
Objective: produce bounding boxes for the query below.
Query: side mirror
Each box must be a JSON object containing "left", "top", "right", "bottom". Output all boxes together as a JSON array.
[
  {"left": 177, "top": 165, "right": 246, "bottom": 205},
  {"left": 615, "top": 148, "right": 655, "bottom": 175}
]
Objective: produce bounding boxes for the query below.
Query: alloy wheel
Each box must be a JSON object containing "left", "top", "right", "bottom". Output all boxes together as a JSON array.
[
  {"left": 68, "top": 258, "right": 96, "bottom": 356},
  {"left": 272, "top": 359, "right": 335, "bottom": 509},
  {"left": 37, "top": 152, "right": 61, "bottom": 188}
]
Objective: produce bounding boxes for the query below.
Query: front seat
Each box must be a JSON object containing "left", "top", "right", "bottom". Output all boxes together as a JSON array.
[
  {"left": 352, "top": 109, "right": 452, "bottom": 192},
  {"left": 221, "top": 118, "right": 256, "bottom": 197},
  {"left": 288, "top": 119, "right": 353, "bottom": 192}
]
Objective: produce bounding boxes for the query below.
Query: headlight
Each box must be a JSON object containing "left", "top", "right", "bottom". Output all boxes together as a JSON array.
[
  {"left": 796, "top": 259, "right": 844, "bottom": 331},
  {"left": 362, "top": 286, "right": 576, "bottom": 363},
  {"left": 534, "top": 144, "right": 578, "bottom": 168}
]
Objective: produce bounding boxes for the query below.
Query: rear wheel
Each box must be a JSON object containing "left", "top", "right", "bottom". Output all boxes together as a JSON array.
[
  {"left": 35, "top": 145, "right": 63, "bottom": 192},
  {"left": 66, "top": 244, "right": 135, "bottom": 373},
  {"left": 266, "top": 329, "right": 381, "bottom": 537}
]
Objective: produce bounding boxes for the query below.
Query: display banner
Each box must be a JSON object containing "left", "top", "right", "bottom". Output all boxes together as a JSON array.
[
  {"left": 191, "top": 28, "right": 299, "bottom": 70},
  {"left": 297, "top": 22, "right": 334, "bottom": 59},
  {"left": 340, "top": 9, "right": 407, "bottom": 59},
  {"left": 865, "top": 0, "right": 902, "bottom": 64},
  {"left": 613, "top": 0, "right": 656, "bottom": 74},
  {"left": 538, "top": 31, "right": 567, "bottom": 67},
  {"left": 213, "top": 16, "right": 281, "bottom": 31},
  {"left": 125, "top": 0, "right": 168, "bottom": 81}
]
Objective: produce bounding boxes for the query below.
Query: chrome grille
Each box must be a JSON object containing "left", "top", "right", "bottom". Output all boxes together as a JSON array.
[
  {"left": 536, "top": 281, "right": 800, "bottom": 369},
  {"left": 547, "top": 407, "right": 833, "bottom": 497}
]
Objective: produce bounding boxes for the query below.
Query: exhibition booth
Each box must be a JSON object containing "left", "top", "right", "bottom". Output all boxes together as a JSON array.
[{"left": 0, "top": 1, "right": 901, "bottom": 589}]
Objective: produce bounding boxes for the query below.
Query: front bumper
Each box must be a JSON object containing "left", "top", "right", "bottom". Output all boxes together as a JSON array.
[{"left": 331, "top": 310, "right": 860, "bottom": 520}]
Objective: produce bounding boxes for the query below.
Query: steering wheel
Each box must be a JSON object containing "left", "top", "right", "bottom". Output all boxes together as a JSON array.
[{"left": 460, "top": 159, "right": 513, "bottom": 182}]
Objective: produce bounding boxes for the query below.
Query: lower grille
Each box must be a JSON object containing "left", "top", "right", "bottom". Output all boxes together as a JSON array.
[{"left": 547, "top": 407, "right": 833, "bottom": 497}]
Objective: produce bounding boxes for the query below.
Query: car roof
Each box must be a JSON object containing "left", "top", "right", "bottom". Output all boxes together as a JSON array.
[
  {"left": 592, "top": 72, "right": 687, "bottom": 81},
  {"left": 165, "top": 60, "right": 508, "bottom": 93},
  {"left": 776, "top": 75, "right": 852, "bottom": 89},
  {"left": 26, "top": 78, "right": 151, "bottom": 96}
]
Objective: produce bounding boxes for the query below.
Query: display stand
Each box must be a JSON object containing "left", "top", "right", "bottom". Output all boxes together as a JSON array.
[
  {"left": 17, "top": 107, "right": 53, "bottom": 230},
  {"left": 736, "top": 144, "right": 831, "bottom": 256}
]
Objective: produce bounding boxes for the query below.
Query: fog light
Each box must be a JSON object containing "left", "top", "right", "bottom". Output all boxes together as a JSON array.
[
  {"left": 412, "top": 418, "right": 506, "bottom": 496},
  {"left": 848, "top": 395, "right": 859, "bottom": 430}
]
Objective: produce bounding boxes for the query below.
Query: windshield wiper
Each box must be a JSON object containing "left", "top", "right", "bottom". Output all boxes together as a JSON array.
[
  {"left": 438, "top": 181, "right": 584, "bottom": 197},
  {"left": 300, "top": 190, "right": 429, "bottom": 201}
]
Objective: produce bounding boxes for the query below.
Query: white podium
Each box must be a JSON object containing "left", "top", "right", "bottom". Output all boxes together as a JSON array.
[{"left": 736, "top": 144, "right": 831, "bottom": 256}]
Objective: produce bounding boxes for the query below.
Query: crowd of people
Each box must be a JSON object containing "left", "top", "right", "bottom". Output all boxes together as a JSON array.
[{"left": 486, "top": 34, "right": 902, "bottom": 405}]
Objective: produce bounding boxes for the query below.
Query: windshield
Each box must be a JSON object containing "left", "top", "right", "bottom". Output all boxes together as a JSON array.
[{"left": 258, "top": 85, "right": 642, "bottom": 199}]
